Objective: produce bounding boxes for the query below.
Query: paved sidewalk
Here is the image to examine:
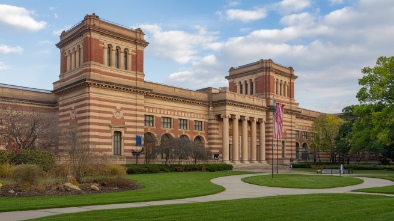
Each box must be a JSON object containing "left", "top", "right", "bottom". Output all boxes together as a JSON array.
[{"left": 1, "top": 174, "right": 393, "bottom": 221}]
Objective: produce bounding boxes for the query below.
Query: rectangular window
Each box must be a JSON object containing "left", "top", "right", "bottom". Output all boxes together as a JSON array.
[
  {"left": 240, "top": 83, "right": 243, "bottom": 94},
  {"left": 282, "top": 141, "right": 285, "bottom": 158},
  {"left": 113, "top": 131, "right": 122, "bottom": 155},
  {"left": 179, "top": 119, "right": 188, "bottom": 130},
  {"left": 296, "top": 130, "right": 299, "bottom": 138},
  {"left": 302, "top": 131, "right": 308, "bottom": 139},
  {"left": 250, "top": 82, "right": 254, "bottom": 95},
  {"left": 245, "top": 82, "right": 248, "bottom": 94},
  {"left": 162, "top": 117, "right": 172, "bottom": 128},
  {"left": 194, "top": 120, "right": 203, "bottom": 131},
  {"left": 144, "top": 115, "right": 154, "bottom": 127},
  {"left": 310, "top": 132, "right": 315, "bottom": 140}
]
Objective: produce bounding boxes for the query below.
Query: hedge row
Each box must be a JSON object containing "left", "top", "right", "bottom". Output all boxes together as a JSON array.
[
  {"left": 0, "top": 149, "right": 55, "bottom": 172},
  {"left": 293, "top": 162, "right": 394, "bottom": 171},
  {"left": 124, "top": 163, "right": 233, "bottom": 174}
]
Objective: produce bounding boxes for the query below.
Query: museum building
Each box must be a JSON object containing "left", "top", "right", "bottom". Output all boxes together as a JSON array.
[{"left": 0, "top": 14, "right": 322, "bottom": 164}]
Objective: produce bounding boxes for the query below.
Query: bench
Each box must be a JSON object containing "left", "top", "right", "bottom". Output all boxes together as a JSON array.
[{"left": 317, "top": 168, "right": 353, "bottom": 174}]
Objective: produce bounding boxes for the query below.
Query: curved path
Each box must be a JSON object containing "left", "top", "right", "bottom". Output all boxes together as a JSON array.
[{"left": 1, "top": 174, "right": 393, "bottom": 221}]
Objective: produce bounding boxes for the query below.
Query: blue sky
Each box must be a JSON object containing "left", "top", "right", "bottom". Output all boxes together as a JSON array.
[{"left": 0, "top": 0, "right": 393, "bottom": 113}]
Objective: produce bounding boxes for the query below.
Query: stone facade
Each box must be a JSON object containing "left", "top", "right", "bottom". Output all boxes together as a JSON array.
[{"left": 0, "top": 14, "right": 324, "bottom": 164}]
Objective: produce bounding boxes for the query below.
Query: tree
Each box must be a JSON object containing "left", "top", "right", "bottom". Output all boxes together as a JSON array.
[
  {"left": 143, "top": 133, "right": 159, "bottom": 164},
  {"left": 352, "top": 56, "right": 394, "bottom": 162},
  {"left": 312, "top": 114, "right": 343, "bottom": 163},
  {"left": 335, "top": 105, "right": 357, "bottom": 164},
  {"left": 0, "top": 106, "right": 59, "bottom": 152}
]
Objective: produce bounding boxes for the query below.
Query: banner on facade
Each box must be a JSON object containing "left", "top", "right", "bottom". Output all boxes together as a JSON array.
[{"left": 274, "top": 103, "right": 285, "bottom": 139}]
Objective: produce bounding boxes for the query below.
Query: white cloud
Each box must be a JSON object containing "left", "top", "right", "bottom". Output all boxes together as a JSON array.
[
  {"left": 228, "top": 1, "right": 240, "bottom": 7},
  {"left": 0, "top": 44, "right": 23, "bottom": 54},
  {"left": 274, "top": 0, "right": 311, "bottom": 14},
  {"left": 0, "top": 4, "right": 46, "bottom": 31},
  {"left": 329, "top": 0, "right": 344, "bottom": 5},
  {"left": 0, "top": 62, "right": 10, "bottom": 70},
  {"left": 138, "top": 23, "right": 218, "bottom": 64},
  {"left": 53, "top": 25, "right": 71, "bottom": 35},
  {"left": 226, "top": 7, "right": 267, "bottom": 22}
]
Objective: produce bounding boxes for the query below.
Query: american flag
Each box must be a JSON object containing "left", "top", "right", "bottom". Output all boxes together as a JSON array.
[{"left": 274, "top": 103, "right": 285, "bottom": 139}]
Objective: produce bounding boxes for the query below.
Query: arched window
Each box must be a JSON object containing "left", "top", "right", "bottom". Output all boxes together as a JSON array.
[
  {"left": 250, "top": 81, "right": 254, "bottom": 95},
  {"left": 115, "top": 48, "right": 120, "bottom": 68},
  {"left": 245, "top": 81, "right": 248, "bottom": 95},
  {"left": 113, "top": 131, "right": 122, "bottom": 155},
  {"left": 239, "top": 82, "right": 243, "bottom": 94},
  {"left": 124, "top": 49, "right": 128, "bottom": 70},
  {"left": 107, "top": 45, "right": 111, "bottom": 67}
]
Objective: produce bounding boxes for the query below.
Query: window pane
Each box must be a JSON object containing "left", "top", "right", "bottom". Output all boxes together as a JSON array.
[
  {"left": 113, "top": 131, "right": 121, "bottom": 155},
  {"left": 162, "top": 117, "right": 172, "bottom": 128},
  {"left": 144, "top": 115, "right": 154, "bottom": 127},
  {"left": 194, "top": 120, "right": 202, "bottom": 131},
  {"left": 179, "top": 119, "right": 188, "bottom": 130}
]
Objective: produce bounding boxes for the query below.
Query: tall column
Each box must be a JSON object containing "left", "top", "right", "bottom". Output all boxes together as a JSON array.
[
  {"left": 241, "top": 116, "right": 248, "bottom": 163},
  {"left": 71, "top": 49, "right": 75, "bottom": 70},
  {"left": 259, "top": 119, "right": 266, "bottom": 163},
  {"left": 127, "top": 52, "right": 132, "bottom": 71},
  {"left": 66, "top": 51, "right": 71, "bottom": 71},
  {"left": 75, "top": 48, "right": 80, "bottom": 68},
  {"left": 120, "top": 51, "right": 124, "bottom": 70},
  {"left": 103, "top": 46, "right": 108, "bottom": 66},
  {"left": 232, "top": 115, "right": 239, "bottom": 163},
  {"left": 250, "top": 117, "right": 257, "bottom": 163},
  {"left": 222, "top": 114, "right": 230, "bottom": 163},
  {"left": 111, "top": 48, "right": 115, "bottom": 67}
]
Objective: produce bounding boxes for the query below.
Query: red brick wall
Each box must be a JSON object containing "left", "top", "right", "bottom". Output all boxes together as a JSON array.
[
  {"left": 229, "top": 81, "right": 237, "bottom": 92},
  {"left": 83, "top": 37, "right": 103, "bottom": 64},
  {"left": 132, "top": 49, "right": 144, "bottom": 72},
  {"left": 60, "top": 50, "right": 67, "bottom": 74}
]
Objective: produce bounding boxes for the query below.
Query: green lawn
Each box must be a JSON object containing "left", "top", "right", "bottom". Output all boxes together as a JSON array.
[
  {"left": 31, "top": 194, "right": 394, "bottom": 221},
  {"left": 242, "top": 174, "right": 363, "bottom": 188},
  {"left": 0, "top": 171, "right": 250, "bottom": 212}
]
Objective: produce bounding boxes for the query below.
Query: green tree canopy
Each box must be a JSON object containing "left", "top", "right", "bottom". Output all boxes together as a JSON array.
[{"left": 312, "top": 114, "right": 343, "bottom": 163}]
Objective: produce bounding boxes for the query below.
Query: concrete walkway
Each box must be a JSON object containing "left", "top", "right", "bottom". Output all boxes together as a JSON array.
[{"left": 1, "top": 173, "right": 393, "bottom": 221}]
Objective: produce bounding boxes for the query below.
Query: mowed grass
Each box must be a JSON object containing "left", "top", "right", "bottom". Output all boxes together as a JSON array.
[
  {"left": 242, "top": 174, "right": 363, "bottom": 188},
  {"left": 32, "top": 194, "right": 394, "bottom": 221},
  {"left": 0, "top": 171, "right": 250, "bottom": 212}
]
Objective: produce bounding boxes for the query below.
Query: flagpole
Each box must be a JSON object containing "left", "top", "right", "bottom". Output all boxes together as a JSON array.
[
  {"left": 276, "top": 139, "right": 279, "bottom": 174},
  {"left": 272, "top": 97, "right": 275, "bottom": 178}
]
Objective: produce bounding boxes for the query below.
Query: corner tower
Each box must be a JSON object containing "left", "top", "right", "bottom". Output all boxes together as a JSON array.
[{"left": 53, "top": 14, "right": 149, "bottom": 162}]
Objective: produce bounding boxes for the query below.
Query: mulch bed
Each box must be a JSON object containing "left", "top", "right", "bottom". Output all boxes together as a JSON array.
[{"left": 0, "top": 177, "right": 141, "bottom": 197}]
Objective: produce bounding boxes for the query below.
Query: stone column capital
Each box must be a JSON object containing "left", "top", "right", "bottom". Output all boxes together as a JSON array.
[
  {"left": 258, "top": 118, "right": 265, "bottom": 124},
  {"left": 240, "top": 116, "right": 248, "bottom": 121},
  {"left": 231, "top": 114, "right": 238, "bottom": 120},
  {"left": 221, "top": 114, "right": 230, "bottom": 119}
]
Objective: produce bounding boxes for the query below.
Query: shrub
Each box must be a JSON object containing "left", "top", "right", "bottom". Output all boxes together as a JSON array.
[
  {"left": 108, "top": 164, "right": 127, "bottom": 177},
  {"left": 12, "top": 150, "right": 55, "bottom": 172},
  {"left": 0, "top": 163, "right": 15, "bottom": 178},
  {"left": 125, "top": 163, "right": 232, "bottom": 174},
  {"left": 0, "top": 150, "right": 14, "bottom": 164},
  {"left": 49, "top": 163, "right": 69, "bottom": 179},
  {"left": 12, "top": 164, "right": 43, "bottom": 184}
]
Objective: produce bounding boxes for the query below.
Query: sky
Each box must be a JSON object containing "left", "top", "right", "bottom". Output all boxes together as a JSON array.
[{"left": 0, "top": 0, "right": 393, "bottom": 113}]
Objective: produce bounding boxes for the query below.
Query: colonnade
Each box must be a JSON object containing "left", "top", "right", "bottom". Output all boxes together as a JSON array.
[
  {"left": 103, "top": 45, "right": 132, "bottom": 71},
  {"left": 221, "top": 114, "right": 266, "bottom": 163},
  {"left": 66, "top": 45, "right": 82, "bottom": 72}
]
